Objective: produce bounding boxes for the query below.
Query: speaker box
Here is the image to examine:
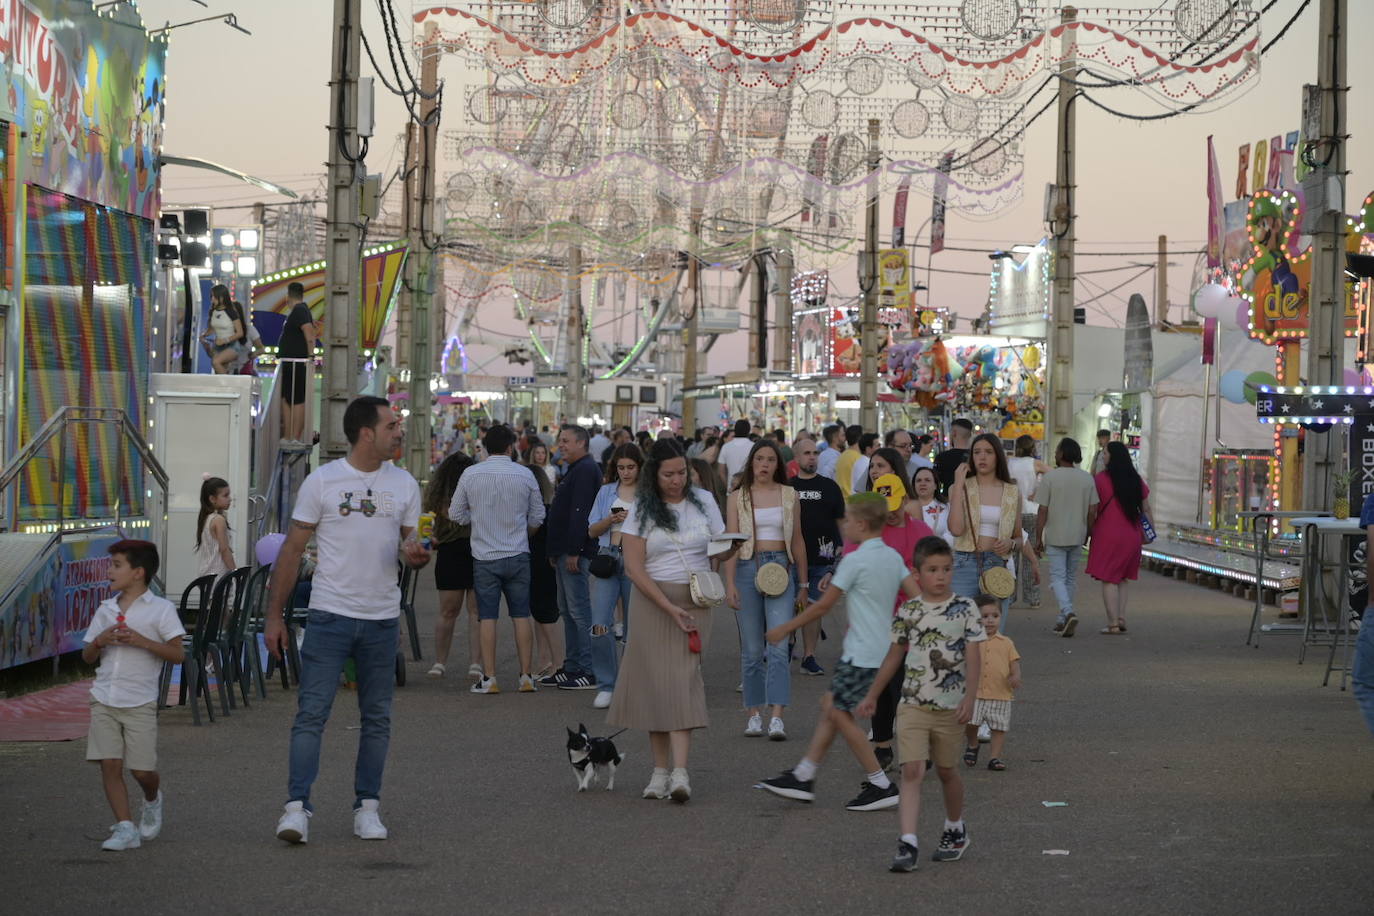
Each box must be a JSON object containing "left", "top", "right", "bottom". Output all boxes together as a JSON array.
[{"left": 184, "top": 209, "right": 209, "bottom": 236}]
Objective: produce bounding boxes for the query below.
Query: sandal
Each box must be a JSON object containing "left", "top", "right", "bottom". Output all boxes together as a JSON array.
[
  {"left": 987, "top": 758, "right": 1007, "bottom": 771},
  {"left": 963, "top": 745, "right": 980, "bottom": 768},
  {"left": 1116, "top": 620, "right": 1128, "bottom": 632},
  {"left": 1100, "top": 626, "right": 1124, "bottom": 635}
]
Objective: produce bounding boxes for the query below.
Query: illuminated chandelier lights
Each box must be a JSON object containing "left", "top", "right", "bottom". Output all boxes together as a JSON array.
[{"left": 418, "top": 9, "right": 1257, "bottom": 104}]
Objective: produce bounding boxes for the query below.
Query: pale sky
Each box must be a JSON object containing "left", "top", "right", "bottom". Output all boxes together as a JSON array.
[{"left": 145, "top": 0, "right": 1374, "bottom": 378}]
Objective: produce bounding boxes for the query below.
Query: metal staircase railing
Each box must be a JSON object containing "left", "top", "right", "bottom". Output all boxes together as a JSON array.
[{"left": 0, "top": 407, "right": 170, "bottom": 578}]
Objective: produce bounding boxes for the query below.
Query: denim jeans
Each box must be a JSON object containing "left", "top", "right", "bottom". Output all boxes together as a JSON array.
[
  {"left": 735, "top": 552, "right": 797, "bottom": 709},
  {"left": 288, "top": 610, "right": 398, "bottom": 811},
  {"left": 589, "top": 549, "right": 631, "bottom": 691},
  {"left": 953, "top": 550, "right": 1011, "bottom": 631},
  {"left": 800, "top": 563, "right": 834, "bottom": 603},
  {"left": 1044, "top": 545, "right": 1080, "bottom": 623},
  {"left": 554, "top": 555, "right": 593, "bottom": 677},
  {"left": 1354, "top": 607, "right": 1374, "bottom": 737},
  {"left": 474, "top": 554, "right": 532, "bottom": 620}
]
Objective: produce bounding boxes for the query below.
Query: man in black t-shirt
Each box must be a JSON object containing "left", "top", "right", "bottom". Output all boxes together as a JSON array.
[
  {"left": 790, "top": 437, "right": 845, "bottom": 676},
  {"left": 933, "top": 417, "right": 974, "bottom": 498},
  {"left": 277, "top": 281, "right": 319, "bottom": 444}
]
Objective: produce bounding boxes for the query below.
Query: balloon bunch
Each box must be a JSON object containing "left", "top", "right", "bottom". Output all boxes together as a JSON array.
[{"left": 1193, "top": 282, "right": 1251, "bottom": 332}]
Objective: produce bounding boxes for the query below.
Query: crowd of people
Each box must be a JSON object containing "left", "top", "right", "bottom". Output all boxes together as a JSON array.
[{"left": 88, "top": 401, "right": 1155, "bottom": 868}]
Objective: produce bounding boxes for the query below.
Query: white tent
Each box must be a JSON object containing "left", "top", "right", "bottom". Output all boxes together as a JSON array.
[{"left": 1140, "top": 327, "right": 1276, "bottom": 527}]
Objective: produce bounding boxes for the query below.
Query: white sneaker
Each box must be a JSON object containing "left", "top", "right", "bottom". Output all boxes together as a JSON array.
[
  {"left": 275, "top": 801, "right": 310, "bottom": 844},
  {"left": 735, "top": 682, "right": 743, "bottom": 693},
  {"left": 101, "top": 820, "right": 141, "bottom": 851},
  {"left": 139, "top": 791, "right": 163, "bottom": 840},
  {"left": 518, "top": 674, "right": 538, "bottom": 693},
  {"left": 768, "top": 717, "right": 787, "bottom": 741},
  {"left": 467, "top": 662, "right": 484, "bottom": 682},
  {"left": 353, "top": 799, "right": 388, "bottom": 840},
  {"left": 470, "top": 676, "right": 500, "bottom": 694},
  {"left": 744, "top": 713, "right": 764, "bottom": 737},
  {"left": 642, "top": 768, "right": 670, "bottom": 799},
  {"left": 426, "top": 662, "right": 445, "bottom": 677},
  {"left": 978, "top": 723, "right": 992, "bottom": 744},
  {"left": 592, "top": 690, "right": 614, "bottom": 709},
  {"left": 669, "top": 768, "right": 691, "bottom": 803}
]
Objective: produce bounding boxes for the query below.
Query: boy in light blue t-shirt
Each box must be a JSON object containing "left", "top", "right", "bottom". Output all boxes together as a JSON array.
[{"left": 757, "top": 492, "right": 918, "bottom": 812}]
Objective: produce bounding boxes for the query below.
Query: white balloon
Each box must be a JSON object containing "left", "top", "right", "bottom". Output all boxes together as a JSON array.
[
  {"left": 1219, "top": 296, "right": 1249, "bottom": 329},
  {"left": 1193, "top": 283, "right": 1230, "bottom": 319}
]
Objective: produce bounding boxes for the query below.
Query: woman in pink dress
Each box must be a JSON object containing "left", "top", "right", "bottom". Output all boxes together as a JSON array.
[{"left": 1086, "top": 442, "right": 1152, "bottom": 634}]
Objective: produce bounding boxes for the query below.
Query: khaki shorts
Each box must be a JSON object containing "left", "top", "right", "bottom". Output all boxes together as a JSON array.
[
  {"left": 896, "top": 704, "right": 963, "bottom": 770},
  {"left": 87, "top": 699, "right": 159, "bottom": 771}
]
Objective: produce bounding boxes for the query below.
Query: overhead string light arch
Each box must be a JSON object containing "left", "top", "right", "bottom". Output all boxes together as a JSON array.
[{"left": 419, "top": 0, "right": 1262, "bottom": 358}]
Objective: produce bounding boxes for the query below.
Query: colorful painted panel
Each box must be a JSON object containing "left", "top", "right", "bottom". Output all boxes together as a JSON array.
[
  {"left": 20, "top": 187, "right": 151, "bottom": 521},
  {"left": 0, "top": 547, "right": 58, "bottom": 670},
  {"left": 0, "top": 0, "right": 167, "bottom": 218},
  {"left": 252, "top": 242, "right": 409, "bottom": 350}
]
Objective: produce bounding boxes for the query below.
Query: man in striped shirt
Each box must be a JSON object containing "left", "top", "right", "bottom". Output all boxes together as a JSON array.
[{"left": 450, "top": 425, "right": 546, "bottom": 694}]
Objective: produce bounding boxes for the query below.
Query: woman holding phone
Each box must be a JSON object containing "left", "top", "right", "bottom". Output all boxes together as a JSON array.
[
  {"left": 586, "top": 443, "right": 644, "bottom": 709},
  {"left": 608, "top": 440, "right": 732, "bottom": 803}
]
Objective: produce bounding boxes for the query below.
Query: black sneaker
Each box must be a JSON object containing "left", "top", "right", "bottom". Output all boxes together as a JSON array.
[
  {"left": 845, "top": 781, "right": 899, "bottom": 812},
  {"left": 932, "top": 825, "right": 969, "bottom": 862},
  {"left": 757, "top": 770, "right": 815, "bottom": 802},
  {"left": 1061, "top": 614, "right": 1079, "bottom": 638},
  {"left": 874, "top": 746, "right": 894, "bottom": 772},
  {"left": 557, "top": 673, "right": 599, "bottom": 690},
  {"left": 799, "top": 655, "right": 825, "bottom": 676},
  {"left": 538, "top": 667, "right": 567, "bottom": 687},
  {"left": 889, "top": 840, "right": 919, "bottom": 873}
]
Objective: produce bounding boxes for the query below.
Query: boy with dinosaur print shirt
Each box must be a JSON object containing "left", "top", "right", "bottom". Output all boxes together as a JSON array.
[{"left": 858, "top": 536, "right": 985, "bottom": 873}]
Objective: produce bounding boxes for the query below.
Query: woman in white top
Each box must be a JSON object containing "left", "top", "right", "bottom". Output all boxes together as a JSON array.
[
  {"left": 526, "top": 441, "right": 558, "bottom": 488},
  {"left": 586, "top": 443, "right": 644, "bottom": 709},
  {"left": 201, "top": 285, "right": 248, "bottom": 374},
  {"left": 910, "top": 466, "right": 954, "bottom": 546},
  {"left": 607, "top": 440, "right": 733, "bottom": 803},
  {"left": 723, "top": 440, "right": 806, "bottom": 741},
  {"left": 947, "top": 434, "right": 1022, "bottom": 622},
  {"left": 1006, "top": 434, "right": 1050, "bottom": 607},
  {"left": 195, "top": 475, "right": 235, "bottom": 579}
]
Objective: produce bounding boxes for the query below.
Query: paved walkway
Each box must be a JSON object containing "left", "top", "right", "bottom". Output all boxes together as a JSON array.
[{"left": 5, "top": 571, "right": 1372, "bottom": 914}]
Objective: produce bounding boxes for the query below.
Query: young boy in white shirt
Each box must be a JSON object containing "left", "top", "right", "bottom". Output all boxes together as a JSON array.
[
  {"left": 756, "top": 492, "right": 919, "bottom": 811},
  {"left": 82, "top": 540, "right": 186, "bottom": 851}
]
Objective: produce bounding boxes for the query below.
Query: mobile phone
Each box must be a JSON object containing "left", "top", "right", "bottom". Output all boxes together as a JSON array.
[{"left": 688, "top": 630, "right": 702, "bottom": 654}]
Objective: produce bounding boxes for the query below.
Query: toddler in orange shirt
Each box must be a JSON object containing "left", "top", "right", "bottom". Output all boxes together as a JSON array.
[{"left": 963, "top": 596, "right": 1021, "bottom": 771}]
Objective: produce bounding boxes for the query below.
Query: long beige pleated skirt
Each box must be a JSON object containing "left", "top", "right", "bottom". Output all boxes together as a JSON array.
[{"left": 606, "top": 581, "right": 710, "bottom": 733}]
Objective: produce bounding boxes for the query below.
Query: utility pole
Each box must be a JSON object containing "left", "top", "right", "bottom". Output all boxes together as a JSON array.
[
  {"left": 1302, "top": 0, "right": 1348, "bottom": 513},
  {"left": 772, "top": 238, "right": 794, "bottom": 373},
  {"left": 681, "top": 240, "right": 700, "bottom": 432},
  {"left": 565, "top": 244, "right": 586, "bottom": 423},
  {"left": 1156, "top": 234, "right": 1169, "bottom": 327},
  {"left": 1048, "top": 6, "right": 1078, "bottom": 444},
  {"left": 321, "top": 0, "right": 363, "bottom": 463},
  {"left": 859, "top": 118, "right": 881, "bottom": 432},
  {"left": 751, "top": 250, "right": 768, "bottom": 371},
  {"left": 405, "top": 20, "right": 441, "bottom": 478}
]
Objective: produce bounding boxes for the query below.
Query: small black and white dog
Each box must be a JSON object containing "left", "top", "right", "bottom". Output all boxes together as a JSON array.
[{"left": 566, "top": 723, "right": 626, "bottom": 792}]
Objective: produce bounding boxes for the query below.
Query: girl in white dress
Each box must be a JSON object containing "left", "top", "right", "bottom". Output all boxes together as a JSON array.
[{"left": 195, "top": 476, "right": 236, "bottom": 579}]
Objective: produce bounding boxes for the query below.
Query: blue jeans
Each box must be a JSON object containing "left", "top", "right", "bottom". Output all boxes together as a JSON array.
[
  {"left": 288, "top": 610, "right": 398, "bottom": 811},
  {"left": 474, "top": 554, "right": 531, "bottom": 620},
  {"left": 735, "top": 552, "right": 797, "bottom": 709},
  {"left": 1044, "top": 545, "right": 1080, "bottom": 623},
  {"left": 1354, "top": 607, "right": 1374, "bottom": 737},
  {"left": 590, "top": 550, "right": 631, "bottom": 691},
  {"left": 800, "top": 563, "right": 834, "bottom": 603},
  {"left": 953, "top": 550, "right": 1011, "bottom": 631},
  {"left": 554, "top": 555, "right": 593, "bottom": 678}
]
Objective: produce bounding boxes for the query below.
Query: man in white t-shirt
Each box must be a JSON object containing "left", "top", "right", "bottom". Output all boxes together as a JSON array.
[
  {"left": 718, "top": 418, "right": 756, "bottom": 488},
  {"left": 265, "top": 396, "right": 430, "bottom": 846}
]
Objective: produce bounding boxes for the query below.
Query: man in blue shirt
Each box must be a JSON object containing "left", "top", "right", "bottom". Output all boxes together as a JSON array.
[
  {"left": 543, "top": 424, "right": 601, "bottom": 689},
  {"left": 1356, "top": 494, "right": 1374, "bottom": 739}
]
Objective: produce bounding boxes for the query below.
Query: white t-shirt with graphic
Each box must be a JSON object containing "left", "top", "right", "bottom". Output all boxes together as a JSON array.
[{"left": 292, "top": 458, "right": 421, "bottom": 620}]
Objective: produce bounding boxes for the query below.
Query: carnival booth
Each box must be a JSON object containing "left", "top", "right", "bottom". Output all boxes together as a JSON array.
[{"left": 0, "top": 3, "right": 169, "bottom": 672}]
